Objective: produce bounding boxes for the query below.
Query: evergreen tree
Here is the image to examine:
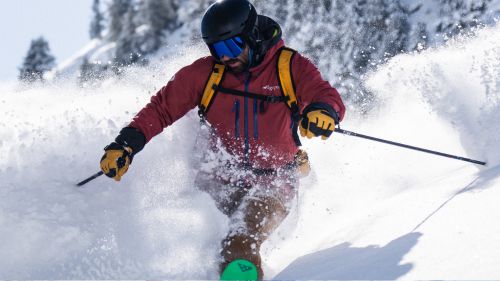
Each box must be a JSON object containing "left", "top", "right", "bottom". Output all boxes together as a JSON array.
[
  {"left": 18, "top": 37, "right": 56, "bottom": 83},
  {"left": 108, "top": 0, "right": 133, "bottom": 40},
  {"left": 437, "top": 0, "right": 491, "bottom": 36},
  {"left": 255, "top": 0, "right": 410, "bottom": 111},
  {"left": 90, "top": 0, "right": 105, "bottom": 39},
  {"left": 408, "top": 22, "right": 429, "bottom": 51},
  {"left": 79, "top": 57, "right": 93, "bottom": 83},
  {"left": 135, "top": 0, "right": 179, "bottom": 54},
  {"left": 144, "top": 0, "right": 178, "bottom": 32},
  {"left": 114, "top": 5, "right": 141, "bottom": 67},
  {"left": 341, "top": 1, "right": 409, "bottom": 74},
  {"left": 79, "top": 56, "right": 107, "bottom": 86}
]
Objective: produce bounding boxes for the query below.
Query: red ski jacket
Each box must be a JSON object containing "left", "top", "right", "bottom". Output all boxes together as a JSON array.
[{"left": 129, "top": 40, "right": 345, "bottom": 169}]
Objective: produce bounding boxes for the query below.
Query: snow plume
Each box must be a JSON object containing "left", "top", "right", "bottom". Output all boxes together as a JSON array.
[
  {"left": 1, "top": 24, "right": 500, "bottom": 279},
  {"left": 269, "top": 23, "right": 500, "bottom": 279},
  {"left": 366, "top": 23, "right": 500, "bottom": 166},
  {"left": 0, "top": 48, "right": 226, "bottom": 279}
]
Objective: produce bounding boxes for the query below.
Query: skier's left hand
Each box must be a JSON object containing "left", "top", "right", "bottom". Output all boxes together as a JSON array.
[{"left": 300, "top": 103, "right": 338, "bottom": 140}]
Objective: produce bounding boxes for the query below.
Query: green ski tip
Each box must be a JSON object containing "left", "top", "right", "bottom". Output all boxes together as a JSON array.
[{"left": 220, "top": 259, "right": 258, "bottom": 281}]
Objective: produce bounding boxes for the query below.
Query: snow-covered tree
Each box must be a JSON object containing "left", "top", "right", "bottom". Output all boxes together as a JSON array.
[
  {"left": 18, "top": 37, "right": 56, "bottom": 83},
  {"left": 75, "top": 0, "right": 500, "bottom": 106},
  {"left": 90, "top": 0, "right": 105, "bottom": 39},
  {"left": 255, "top": 0, "right": 410, "bottom": 111},
  {"left": 406, "top": 0, "right": 499, "bottom": 47},
  {"left": 437, "top": 0, "right": 491, "bottom": 36},
  {"left": 110, "top": 0, "right": 180, "bottom": 67},
  {"left": 108, "top": 0, "right": 133, "bottom": 40},
  {"left": 347, "top": 1, "right": 409, "bottom": 71},
  {"left": 134, "top": 0, "right": 179, "bottom": 54},
  {"left": 142, "top": 0, "right": 178, "bottom": 32},
  {"left": 114, "top": 5, "right": 142, "bottom": 67},
  {"left": 79, "top": 56, "right": 107, "bottom": 86}
]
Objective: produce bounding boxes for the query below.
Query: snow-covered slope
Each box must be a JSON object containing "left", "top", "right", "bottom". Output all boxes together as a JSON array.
[
  {"left": 1, "top": 24, "right": 499, "bottom": 279},
  {"left": 272, "top": 23, "right": 500, "bottom": 279}
]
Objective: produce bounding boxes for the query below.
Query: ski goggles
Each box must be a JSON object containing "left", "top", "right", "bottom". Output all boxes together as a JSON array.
[{"left": 210, "top": 36, "right": 245, "bottom": 60}]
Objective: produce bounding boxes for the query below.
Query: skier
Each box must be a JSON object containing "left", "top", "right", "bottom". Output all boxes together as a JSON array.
[{"left": 99, "top": 0, "right": 345, "bottom": 279}]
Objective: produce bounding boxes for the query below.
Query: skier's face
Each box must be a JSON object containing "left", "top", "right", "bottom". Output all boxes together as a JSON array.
[{"left": 220, "top": 45, "right": 249, "bottom": 73}]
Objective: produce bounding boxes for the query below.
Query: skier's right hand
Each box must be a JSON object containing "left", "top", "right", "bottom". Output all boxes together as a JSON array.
[{"left": 100, "top": 142, "right": 133, "bottom": 181}]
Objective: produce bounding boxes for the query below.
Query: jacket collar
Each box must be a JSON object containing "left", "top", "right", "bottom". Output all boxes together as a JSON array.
[{"left": 248, "top": 39, "right": 284, "bottom": 74}]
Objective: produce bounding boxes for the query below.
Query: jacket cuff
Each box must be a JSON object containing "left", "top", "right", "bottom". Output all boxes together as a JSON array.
[
  {"left": 115, "top": 127, "right": 146, "bottom": 155},
  {"left": 303, "top": 102, "right": 340, "bottom": 124}
]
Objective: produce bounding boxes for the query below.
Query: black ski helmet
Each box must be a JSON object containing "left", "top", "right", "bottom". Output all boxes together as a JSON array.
[{"left": 201, "top": 0, "right": 259, "bottom": 54}]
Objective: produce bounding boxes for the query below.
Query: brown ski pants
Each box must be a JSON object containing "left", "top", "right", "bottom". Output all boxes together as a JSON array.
[{"left": 195, "top": 165, "right": 298, "bottom": 279}]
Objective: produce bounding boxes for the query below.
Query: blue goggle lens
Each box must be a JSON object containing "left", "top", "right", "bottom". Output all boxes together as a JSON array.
[{"left": 211, "top": 36, "right": 244, "bottom": 59}]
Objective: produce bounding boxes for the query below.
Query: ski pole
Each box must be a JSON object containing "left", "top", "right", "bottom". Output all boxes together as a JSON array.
[
  {"left": 334, "top": 128, "right": 486, "bottom": 166},
  {"left": 76, "top": 171, "right": 104, "bottom": 187}
]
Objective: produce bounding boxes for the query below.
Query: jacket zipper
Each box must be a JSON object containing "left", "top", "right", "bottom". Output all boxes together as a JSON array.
[
  {"left": 232, "top": 99, "right": 240, "bottom": 138},
  {"left": 253, "top": 98, "right": 258, "bottom": 139},
  {"left": 244, "top": 72, "right": 251, "bottom": 162}
]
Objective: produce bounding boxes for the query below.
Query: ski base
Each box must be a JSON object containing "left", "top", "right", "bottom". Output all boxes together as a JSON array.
[{"left": 220, "top": 259, "right": 258, "bottom": 280}]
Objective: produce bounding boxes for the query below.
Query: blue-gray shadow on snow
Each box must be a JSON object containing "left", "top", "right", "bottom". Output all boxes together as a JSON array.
[
  {"left": 273, "top": 232, "right": 422, "bottom": 280},
  {"left": 411, "top": 164, "right": 500, "bottom": 232},
  {"left": 464, "top": 164, "right": 500, "bottom": 192}
]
